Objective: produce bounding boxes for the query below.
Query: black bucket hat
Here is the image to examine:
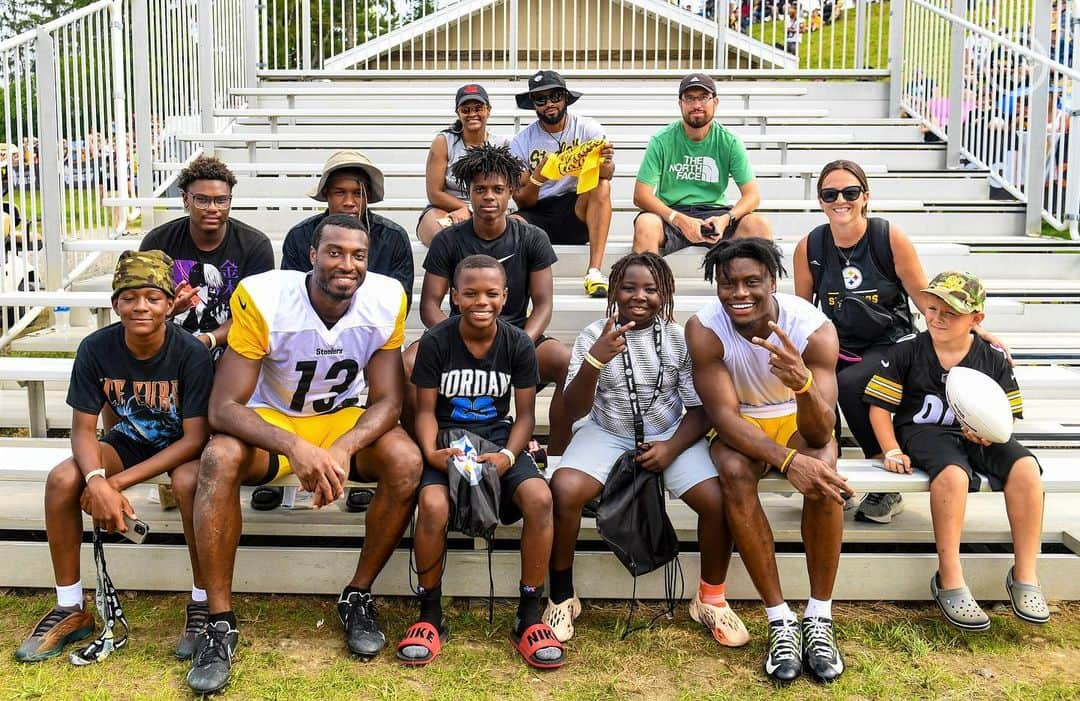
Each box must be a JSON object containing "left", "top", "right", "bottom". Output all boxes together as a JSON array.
[{"left": 515, "top": 70, "right": 583, "bottom": 110}]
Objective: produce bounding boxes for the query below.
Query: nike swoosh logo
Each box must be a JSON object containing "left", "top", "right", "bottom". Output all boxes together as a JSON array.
[
  {"left": 238, "top": 297, "right": 247, "bottom": 310},
  {"left": 810, "top": 260, "right": 821, "bottom": 266},
  {"left": 881, "top": 360, "right": 890, "bottom": 367},
  {"left": 497, "top": 254, "right": 515, "bottom": 263}
]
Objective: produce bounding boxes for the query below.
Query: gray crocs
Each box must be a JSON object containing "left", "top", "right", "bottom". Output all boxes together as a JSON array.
[
  {"left": 1006, "top": 567, "right": 1050, "bottom": 625},
  {"left": 930, "top": 573, "right": 990, "bottom": 631}
]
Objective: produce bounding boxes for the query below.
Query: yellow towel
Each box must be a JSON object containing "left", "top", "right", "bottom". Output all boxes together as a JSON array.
[{"left": 540, "top": 138, "right": 608, "bottom": 194}]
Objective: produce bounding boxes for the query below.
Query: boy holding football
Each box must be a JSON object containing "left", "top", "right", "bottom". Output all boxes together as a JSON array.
[{"left": 863, "top": 271, "right": 1048, "bottom": 631}]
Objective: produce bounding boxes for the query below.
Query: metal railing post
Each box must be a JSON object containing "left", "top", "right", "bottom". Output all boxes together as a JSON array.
[
  {"left": 244, "top": 0, "right": 259, "bottom": 89},
  {"left": 508, "top": 0, "right": 519, "bottom": 73},
  {"left": 34, "top": 29, "right": 63, "bottom": 291},
  {"left": 714, "top": 8, "right": 727, "bottom": 70},
  {"left": 1068, "top": 0, "right": 1080, "bottom": 240},
  {"left": 888, "top": 0, "right": 907, "bottom": 115},
  {"left": 198, "top": 0, "right": 216, "bottom": 148},
  {"left": 854, "top": 0, "right": 868, "bottom": 70},
  {"left": 109, "top": 0, "right": 129, "bottom": 233},
  {"left": 945, "top": 0, "right": 966, "bottom": 168},
  {"left": 131, "top": 0, "right": 153, "bottom": 220},
  {"left": 301, "top": 0, "right": 312, "bottom": 70},
  {"left": 1023, "top": 0, "right": 1052, "bottom": 236}
]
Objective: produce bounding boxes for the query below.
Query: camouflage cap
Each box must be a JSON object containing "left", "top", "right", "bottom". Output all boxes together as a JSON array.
[
  {"left": 922, "top": 270, "right": 985, "bottom": 314},
  {"left": 112, "top": 249, "right": 175, "bottom": 299}
]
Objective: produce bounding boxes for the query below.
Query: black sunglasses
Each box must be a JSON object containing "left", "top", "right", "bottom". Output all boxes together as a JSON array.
[
  {"left": 531, "top": 90, "right": 566, "bottom": 106},
  {"left": 819, "top": 186, "right": 865, "bottom": 203}
]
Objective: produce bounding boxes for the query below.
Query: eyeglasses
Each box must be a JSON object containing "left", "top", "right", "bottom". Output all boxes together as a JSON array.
[
  {"left": 531, "top": 90, "right": 566, "bottom": 106},
  {"left": 188, "top": 193, "right": 232, "bottom": 210},
  {"left": 457, "top": 104, "right": 488, "bottom": 115},
  {"left": 818, "top": 186, "right": 865, "bottom": 203},
  {"left": 679, "top": 94, "right": 715, "bottom": 105}
]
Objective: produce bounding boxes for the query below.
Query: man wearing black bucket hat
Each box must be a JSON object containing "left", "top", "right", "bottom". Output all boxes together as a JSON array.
[{"left": 510, "top": 70, "right": 614, "bottom": 298}]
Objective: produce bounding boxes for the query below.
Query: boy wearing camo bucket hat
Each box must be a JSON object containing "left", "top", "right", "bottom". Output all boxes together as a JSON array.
[
  {"left": 863, "top": 271, "right": 1050, "bottom": 631},
  {"left": 15, "top": 249, "right": 216, "bottom": 664}
]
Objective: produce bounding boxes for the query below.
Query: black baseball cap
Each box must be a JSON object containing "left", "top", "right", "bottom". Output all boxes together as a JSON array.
[
  {"left": 515, "top": 70, "right": 583, "bottom": 109},
  {"left": 679, "top": 73, "right": 717, "bottom": 97},
  {"left": 455, "top": 83, "right": 491, "bottom": 109}
]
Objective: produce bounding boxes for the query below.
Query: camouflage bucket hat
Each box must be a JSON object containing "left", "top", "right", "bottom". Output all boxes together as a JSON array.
[
  {"left": 922, "top": 270, "right": 985, "bottom": 314},
  {"left": 112, "top": 249, "right": 175, "bottom": 299}
]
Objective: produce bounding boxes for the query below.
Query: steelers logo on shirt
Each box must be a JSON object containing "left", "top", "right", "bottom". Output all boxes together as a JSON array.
[{"left": 842, "top": 265, "right": 863, "bottom": 290}]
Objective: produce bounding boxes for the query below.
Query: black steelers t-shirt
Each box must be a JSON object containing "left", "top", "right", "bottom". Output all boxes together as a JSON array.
[
  {"left": 411, "top": 317, "right": 540, "bottom": 429},
  {"left": 862, "top": 331, "right": 1023, "bottom": 436},
  {"left": 422, "top": 217, "right": 558, "bottom": 329}
]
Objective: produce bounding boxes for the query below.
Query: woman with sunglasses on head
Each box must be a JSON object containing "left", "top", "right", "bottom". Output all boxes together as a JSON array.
[
  {"left": 792, "top": 159, "right": 1010, "bottom": 524},
  {"left": 417, "top": 84, "right": 510, "bottom": 246}
]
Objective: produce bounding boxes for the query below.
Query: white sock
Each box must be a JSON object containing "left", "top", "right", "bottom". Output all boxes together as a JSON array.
[
  {"left": 56, "top": 581, "right": 83, "bottom": 608},
  {"left": 191, "top": 586, "right": 208, "bottom": 603},
  {"left": 764, "top": 601, "right": 795, "bottom": 623},
  {"left": 804, "top": 597, "right": 833, "bottom": 620},
  {"left": 588, "top": 267, "right": 602, "bottom": 276}
]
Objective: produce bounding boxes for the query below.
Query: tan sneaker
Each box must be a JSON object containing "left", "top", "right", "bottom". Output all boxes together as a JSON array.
[
  {"left": 15, "top": 607, "right": 94, "bottom": 662},
  {"left": 542, "top": 595, "right": 582, "bottom": 642},
  {"left": 689, "top": 593, "right": 750, "bottom": 647}
]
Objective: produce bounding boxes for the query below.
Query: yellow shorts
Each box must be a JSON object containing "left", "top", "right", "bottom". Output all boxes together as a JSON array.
[
  {"left": 707, "top": 413, "right": 800, "bottom": 475},
  {"left": 254, "top": 406, "right": 364, "bottom": 482}
]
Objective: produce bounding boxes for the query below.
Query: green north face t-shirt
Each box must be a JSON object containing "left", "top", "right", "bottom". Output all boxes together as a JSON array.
[{"left": 636, "top": 121, "right": 754, "bottom": 207}]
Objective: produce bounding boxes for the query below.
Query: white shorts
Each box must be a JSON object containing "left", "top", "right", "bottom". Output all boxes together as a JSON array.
[{"left": 554, "top": 419, "right": 715, "bottom": 498}]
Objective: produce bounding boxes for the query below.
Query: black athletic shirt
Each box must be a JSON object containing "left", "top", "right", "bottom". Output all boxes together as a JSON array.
[
  {"left": 863, "top": 331, "right": 1023, "bottom": 436},
  {"left": 140, "top": 216, "right": 274, "bottom": 334},
  {"left": 808, "top": 218, "right": 910, "bottom": 352},
  {"left": 422, "top": 217, "right": 558, "bottom": 329},
  {"left": 411, "top": 317, "right": 539, "bottom": 430},
  {"left": 67, "top": 322, "right": 214, "bottom": 449}
]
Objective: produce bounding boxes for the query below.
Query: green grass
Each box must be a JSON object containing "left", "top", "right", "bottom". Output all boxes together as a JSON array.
[
  {"left": 1, "top": 592, "right": 1077, "bottom": 699},
  {"left": 743, "top": 1, "right": 891, "bottom": 70}
]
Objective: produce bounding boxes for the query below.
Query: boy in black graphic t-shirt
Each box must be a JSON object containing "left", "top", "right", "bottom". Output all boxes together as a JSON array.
[
  {"left": 863, "top": 272, "right": 1048, "bottom": 631},
  {"left": 400, "top": 255, "right": 564, "bottom": 670},
  {"left": 16, "top": 250, "right": 214, "bottom": 664}
]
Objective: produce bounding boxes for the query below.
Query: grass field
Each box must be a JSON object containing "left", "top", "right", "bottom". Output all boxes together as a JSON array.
[{"left": 1, "top": 592, "right": 1077, "bottom": 699}]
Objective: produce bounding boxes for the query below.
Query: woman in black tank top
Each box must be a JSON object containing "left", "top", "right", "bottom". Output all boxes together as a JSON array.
[{"left": 792, "top": 160, "right": 1010, "bottom": 519}]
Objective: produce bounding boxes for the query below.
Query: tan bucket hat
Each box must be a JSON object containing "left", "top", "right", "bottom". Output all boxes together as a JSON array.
[{"left": 308, "top": 149, "right": 385, "bottom": 204}]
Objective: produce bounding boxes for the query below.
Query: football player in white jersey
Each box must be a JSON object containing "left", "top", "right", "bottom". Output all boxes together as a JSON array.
[
  {"left": 686, "top": 238, "right": 850, "bottom": 687},
  {"left": 186, "top": 214, "right": 422, "bottom": 694}
]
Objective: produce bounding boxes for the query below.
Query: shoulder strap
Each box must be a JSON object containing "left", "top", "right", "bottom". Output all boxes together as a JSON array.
[
  {"left": 866, "top": 217, "right": 900, "bottom": 286},
  {"left": 806, "top": 224, "right": 828, "bottom": 305}
]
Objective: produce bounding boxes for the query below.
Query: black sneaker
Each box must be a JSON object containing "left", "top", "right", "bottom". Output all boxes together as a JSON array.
[
  {"left": 175, "top": 601, "right": 209, "bottom": 660},
  {"left": 251, "top": 486, "right": 284, "bottom": 511},
  {"left": 854, "top": 492, "right": 904, "bottom": 524},
  {"left": 764, "top": 618, "right": 802, "bottom": 686},
  {"left": 345, "top": 488, "right": 375, "bottom": 513},
  {"left": 186, "top": 620, "right": 238, "bottom": 694},
  {"left": 802, "top": 616, "right": 844, "bottom": 683},
  {"left": 337, "top": 591, "right": 386, "bottom": 659}
]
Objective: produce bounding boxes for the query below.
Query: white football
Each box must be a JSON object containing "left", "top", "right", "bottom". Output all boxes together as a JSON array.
[{"left": 945, "top": 366, "right": 1014, "bottom": 444}]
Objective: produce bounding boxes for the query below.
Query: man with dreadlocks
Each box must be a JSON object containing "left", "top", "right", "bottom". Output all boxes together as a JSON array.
[
  {"left": 544, "top": 252, "right": 749, "bottom": 649},
  {"left": 686, "top": 238, "right": 851, "bottom": 686},
  {"left": 411, "top": 143, "right": 572, "bottom": 454}
]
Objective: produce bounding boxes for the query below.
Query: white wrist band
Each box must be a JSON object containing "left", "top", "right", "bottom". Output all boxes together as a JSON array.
[
  {"left": 884, "top": 449, "right": 903, "bottom": 462},
  {"left": 84, "top": 468, "right": 107, "bottom": 485},
  {"left": 499, "top": 448, "right": 516, "bottom": 464},
  {"left": 667, "top": 210, "right": 678, "bottom": 225}
]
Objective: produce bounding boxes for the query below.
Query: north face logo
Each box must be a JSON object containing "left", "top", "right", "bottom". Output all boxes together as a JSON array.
[{"left": 532, "top": 73, "right": 543, "bottom": 82}]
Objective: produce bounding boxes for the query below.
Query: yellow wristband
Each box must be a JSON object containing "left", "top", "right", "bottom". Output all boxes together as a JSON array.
[
  {"left": 793, "top": 369, "right": 813, "bottom": 395},
  {"left": 584, "top": 352, "right": 605, "bottom": 370},
  {"left": 779, "top": 448, "right": 798, "bottom": 473},
  {"left": 529, "top": 175, "right": 545, "bottom": 187}
]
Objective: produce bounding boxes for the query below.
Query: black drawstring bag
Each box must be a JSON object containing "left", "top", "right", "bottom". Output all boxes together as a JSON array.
[
  {"left": 594, "top": 323, "right": 682, "bottom": 637},
  {"left": 69, "top": 527, "right": 130, "bottom": 665},
  {"left": 439, "top": 427, "right": 502, "bottom": 622}
]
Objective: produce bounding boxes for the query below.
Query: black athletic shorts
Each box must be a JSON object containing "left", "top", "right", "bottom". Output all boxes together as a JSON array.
[
  {"left": 100, "top": 430, "right": 162, "bottom": 469},
  {"left": 634, "top": 203, "right": 737, "bottom": 256},
  {"left": 516, "top": 191, "right": 589, "bottom": 245},
  {"left": 418, "top": 421, "right": 543, "bottom": 525},
  {"left": 898, "top": 425, "right": 1040, "bottom": 492}
]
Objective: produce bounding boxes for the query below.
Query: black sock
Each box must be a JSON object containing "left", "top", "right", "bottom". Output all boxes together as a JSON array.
[
  {"left": 514, "top": 583, "right": 544, "bottom": 636},
  {"left": 209, "top": 611, "right": 238, "bottom": 629},
  {"left": 417, "top": 585, "right": 443, "bottom": 627},
  {"left": 549, "top": 566, "right": 574, "bottom": 604},
  {"left": 341, "top": 585, "right": 369, "bottom": 600}
]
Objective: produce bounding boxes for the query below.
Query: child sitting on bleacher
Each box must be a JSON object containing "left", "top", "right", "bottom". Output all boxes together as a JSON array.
[
  {"left": 15, "top": 250, "right": 214, "bottom": 663},
  {"left": 863, "top": 271, "right": 1050, "bottom": 630}
]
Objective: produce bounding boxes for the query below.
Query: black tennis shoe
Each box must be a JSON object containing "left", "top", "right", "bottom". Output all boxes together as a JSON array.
[
  {"left": 186, "top": 620, "right": 238, "bottom": 694},
  {"left": 802, "top": 616, "right": 845, "bottom": 683},
  {"left": 175, "top": 600, "right": 209, "bottom": 660},
  {"left": 764, "top": 618, "right": 802, "bottom": 686},
  {"left": 338, "top": 591, "right": 386, "bottom": 659}
]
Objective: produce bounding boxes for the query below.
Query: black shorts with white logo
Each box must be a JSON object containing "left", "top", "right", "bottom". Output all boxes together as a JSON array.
[{"left": 898, "top": 424, "right": 1039, "bottom": 491}]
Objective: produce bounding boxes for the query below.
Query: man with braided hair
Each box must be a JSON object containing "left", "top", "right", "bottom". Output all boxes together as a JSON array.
[{"left": 410, "top": 144, "right": 572, "bottom": 454}]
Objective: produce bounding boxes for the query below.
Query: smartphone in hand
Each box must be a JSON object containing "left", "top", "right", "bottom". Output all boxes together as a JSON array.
[{"left": 121, "top": 514, "right": 150, "bottom": 544}]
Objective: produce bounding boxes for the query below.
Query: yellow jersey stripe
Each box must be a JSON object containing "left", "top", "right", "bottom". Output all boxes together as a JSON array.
[
  {"left": 868, "top": 374, "right": 902, "bottom": 392},
  {"left": 227, "top": 282, "right": 271, "bottom": 360},
  {"left": 865, "top": 387, "right": 902, "bottom": 406},
  {"left": 866, "top": 377, "right": 903, "bottom": 401}
]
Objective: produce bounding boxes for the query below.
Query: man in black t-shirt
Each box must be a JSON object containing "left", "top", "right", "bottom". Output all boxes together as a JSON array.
[
  {"left": 401, "top": 255, "right": 563, "bottom": 669},
  {"left": 140, "top": 155, "right": 273, "bottom": 356},
  {"left": 863, "top": 271, "right": 1047, "bottom": 631},
  {"left": 16, "top": 250, "right": 214, "bottom": 664},
  {"left": 410, "top": 144, "right": 572, "bottom": 453}
]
